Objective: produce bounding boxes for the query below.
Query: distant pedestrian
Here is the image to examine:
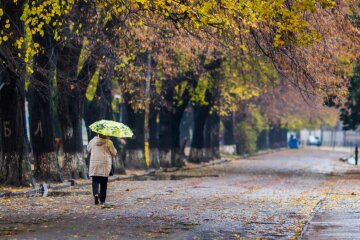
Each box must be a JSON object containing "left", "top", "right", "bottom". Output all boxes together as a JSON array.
[{"left": 87, "top": 134, "right": 117, "bottom": 205}]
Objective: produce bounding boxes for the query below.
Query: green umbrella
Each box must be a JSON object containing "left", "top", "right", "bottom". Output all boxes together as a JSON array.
[{"left": 89, "top": 120, "right": 133, "bottom": 138}]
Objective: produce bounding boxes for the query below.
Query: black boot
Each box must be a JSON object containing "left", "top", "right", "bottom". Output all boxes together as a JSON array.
[{"left": 94, "top": 195, "right": 99, "bottom": 205}]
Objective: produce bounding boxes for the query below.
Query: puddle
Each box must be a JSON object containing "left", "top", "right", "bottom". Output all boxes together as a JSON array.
[
  {"left": 47, "top": 191, "right": 91, "bottom": 197},
  {"left": 0, "top": 226, "right": 35, "bottom": 237},
  {"left": 340, "top": 157, "right": 360, "bottom": 165},
  {"left": 176, "top": 221, "right": 200, "bottom": 228},
  {"left": 145, "top": 221, "right": 199, "bottom": 235},
  {"left": 131, "top": 174, "right": 219, "bottom": 181},
  {"left": 186, "top": 229, "right": 245, "bottom": 240},
  {"left": 302, "top": 212, "right": 360, "bottom": 239},
  {"left": 262, "top": 233, "right": 287, "bottom": 238},
  {"left": 347, "top": 157, "right": 359, "bottom": 165}
]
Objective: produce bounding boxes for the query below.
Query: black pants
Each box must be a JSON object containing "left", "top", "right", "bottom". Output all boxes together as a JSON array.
[{"left": 92, "top": 176, "right": 108, "bottom": 203}]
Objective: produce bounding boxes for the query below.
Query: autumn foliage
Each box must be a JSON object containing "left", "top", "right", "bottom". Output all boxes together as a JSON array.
[{"left": 0, "top": 0, "right": 358, "bottom": 185}]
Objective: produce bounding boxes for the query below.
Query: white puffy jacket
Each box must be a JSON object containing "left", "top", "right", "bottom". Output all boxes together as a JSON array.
[{"left": 87, "top": 136, "right": 117, "bottom": 177}]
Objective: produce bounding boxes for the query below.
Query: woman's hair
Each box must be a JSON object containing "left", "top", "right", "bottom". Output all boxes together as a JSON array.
[{"left": 98, "top": 134, "right": 107, "bottom": 139}]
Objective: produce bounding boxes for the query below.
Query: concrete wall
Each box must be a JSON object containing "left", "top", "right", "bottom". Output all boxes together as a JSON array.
[{"left": 298, "top": 129, "right": 360, "bottom": 147}]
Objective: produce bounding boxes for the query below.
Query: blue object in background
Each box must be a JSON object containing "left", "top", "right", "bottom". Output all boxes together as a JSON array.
[{"left": 288, "top": 135, "right": 299, "bottom": 149}]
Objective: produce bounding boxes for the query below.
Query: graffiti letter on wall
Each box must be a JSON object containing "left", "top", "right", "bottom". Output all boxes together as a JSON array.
[
  {"left": 64, "top": 127, "right": 73, "bottom": 140},
  {"left": 4, "top": 121, "right": 11, "bottom": 137},
  {"left": 34, "top": 121, "right": 43, "bottom": 137}
]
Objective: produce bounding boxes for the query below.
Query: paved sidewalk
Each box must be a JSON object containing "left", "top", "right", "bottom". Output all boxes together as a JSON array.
[
  {"left": 308, "top": 146, "right": 354, "bottom": 155},
  {"left": 303, "top": 173, "right": 360, "bottom": 240},
  {"left": 0, "top": 149, "right": 359, "bottom": 239}
]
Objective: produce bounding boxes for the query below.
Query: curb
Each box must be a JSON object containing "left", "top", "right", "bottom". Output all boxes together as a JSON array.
[
  {"left": 0, "top": 158, "right": 232, "bottom": 199},
  {"left": 232, "top": 147, "right": 289, "bottom": 160},
  {"left": 0, "top": 148, "right": 291, "bottom": 198},
  {"left": 297, "top": 199, "right": 325, "bottom": 239}
]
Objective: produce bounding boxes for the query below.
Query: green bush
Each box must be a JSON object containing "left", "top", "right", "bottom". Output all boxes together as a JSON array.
[
  {"left": 235, "top": 106, "right": 264, "bottom": 155},
  {"left": 236, "top": 122, "right": 258, "bottom": 155}
]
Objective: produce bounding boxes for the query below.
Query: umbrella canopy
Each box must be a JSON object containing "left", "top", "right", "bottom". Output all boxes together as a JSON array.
[{"left": 89, "top": 120, "right": 133, "bottom": 138}]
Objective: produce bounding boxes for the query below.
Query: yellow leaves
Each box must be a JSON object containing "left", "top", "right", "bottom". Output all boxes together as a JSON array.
[
  {"left": 0, "top": 186, "right": 32, "bottom": 193},
  {"left": 16, "top": 37, "right": 24, "bottom": 49},
  {"left": 240, "top": 45, "right": 248, "bottom": 52},
  {"left": 270, "top": 3, "right": 327, "bottom": 48},
  {"left": 2, "top": 36, "right": 8, "bottom": 42},
  {"left": 319, "top": 0, "right": 336, "bottom": 8},
  {"left": 191, "top": 74, "right": 211, "bottom": 105},
  {"left": 0, "top": 0, "right": 337, "bottom": 54},
  {"left": 21, "top": 0, "right": 74, "bottom": 46},
  {"left": 216, "top": 55, "right": 277, "bottom": 115},
  {"left": 24, "top": 41, "right": 40, "bottom": 64},
  {"left": 86, "top": 70, "right": 100, "bottom": 101},
  {"left": 135, "top": 0, "right": 150, "bottom": 9},
  {"left": 27, "top": 66, "right": 34, "bottom": 74},
  {"left": 54, "top": 30, "right": 60, "bottom": 41},
  {"left": 274, "top": 34, "right": 285, "bottom": 47},
  {"left": 178, "top": 5, "right": 190, "bottom": 14},
  {"left": 294, "top": 0, "right": 318, "bottom": 12}
]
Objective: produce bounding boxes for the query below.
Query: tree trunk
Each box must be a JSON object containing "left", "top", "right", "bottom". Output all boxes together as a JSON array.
[
  {"left": 110, "top": 138, "right": 125, "bottom": 174},
  {"left": 149, "top": 105, "right": 159, "bottom": 169},
  {"left": 0, "top": 68, "right": 32, "bottom": 186},
  {"left": 158, "top": 76, "right": 196, "bottom": 168},
  {"left": 204, "top": 112, "right": 220, "bottom": 161},
  {"left": 211, "top": 113, "right": 221, "bottom": 159},
  {"left": 281, "top": 128, "right": 288, "bottom": 148},
  {"left": 56, "top": 42, "right": 96, "bottom": 179},
  {"left": 124, "top": 104, "right": 146, "bottom": 169},
  {"left": 158, "top": 108, "right": 172, "bottom": 168},
  {"left": 179, "top": 107, "right": 193, "bottom": 150},
  {"left": 269, "top": 125, "right": 282, "bottom": 149},
  {"left": 171, "top": 106, "right": 187, "bottom": 168},
  {"left": 0, "top": 1, "right": 32, "bottom": 186},
  {"left": 204, "top": 115, "right": 212, "bottom": 162},
  {"left": 29, "top": 29, "right": 62, "bottom": 182},
  {"left": 56, "top": 45, "right": 84, "bottom": 179},
  {"left": 223, "top": 114, "right": 235, "bottom": 145},
  {"left": 188, "top": 104, "right": 210, "bottom": 163},
  {"left": 83, "top": 67, "right": 113, "bottom": 134},
  {"left": 115, "top": 102, "right": 127, "bottom": 174},
  {"left": 221, "top": 114, "right": 236, "bottom": 155},
  {"left": 157, "top": 61, "right": 222, "bottom": 166},
  {"left": 85, "top": 67, "right": 126, "bottom": 174},
  {"left": 268, "top": 126, "right": 288, "bottom": 149},
  {"left": 201, "top": 68, "right": 223, "bottom": 158},
  {"left": 256, "top": 129, "right": 269, "bottom": 150},
  {"left": 0, "top": 103, "right": 2, "bottom": 174},
  {"left": 158, "top": 102, "right": 188, "bottom": 168}
]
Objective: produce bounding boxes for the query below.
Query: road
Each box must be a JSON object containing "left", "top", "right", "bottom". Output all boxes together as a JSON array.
[{"left": 1, "top": 149, "right": 359, "bottom": 239}]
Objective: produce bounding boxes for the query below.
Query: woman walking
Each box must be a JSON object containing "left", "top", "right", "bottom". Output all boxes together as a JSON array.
[{"left": 87, "top": 134, "right": 117, "bottom": 205}]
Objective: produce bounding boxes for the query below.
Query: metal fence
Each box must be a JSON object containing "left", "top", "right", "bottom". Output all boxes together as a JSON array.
[{"left": 257, "top": 128, "right": 288, "bottom": 150}]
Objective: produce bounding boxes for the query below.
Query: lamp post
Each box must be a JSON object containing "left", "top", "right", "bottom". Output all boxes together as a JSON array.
[
  {"left": 144, "top": 51, "right": 151, "bottom": 168},
  {"left": 355, "top": 145, "right": 358, "bottom": 166}
]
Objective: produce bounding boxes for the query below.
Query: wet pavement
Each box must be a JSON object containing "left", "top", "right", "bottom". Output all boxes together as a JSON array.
[
  {"left": 1, "top": 149, "right": 359, "bottom": 239},
  {"left": 302, "top": 172, "right": 360, "bottom": 240}
]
